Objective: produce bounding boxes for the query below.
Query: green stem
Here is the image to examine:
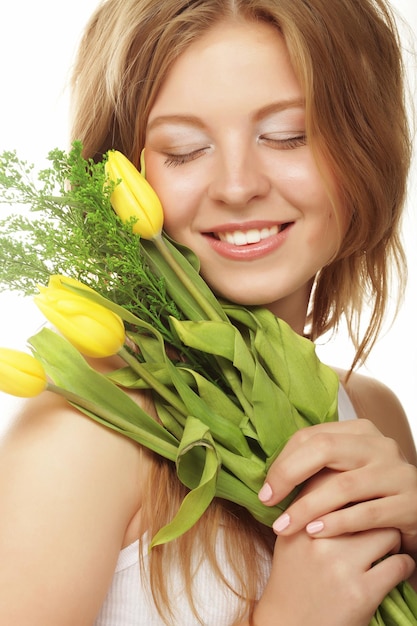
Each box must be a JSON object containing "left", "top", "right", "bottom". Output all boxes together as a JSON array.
[
  {"left": 152, "top": 234, "right": 223, "bottom": 322},
  {"left": 46, "top": 382, "right": 144, "bottom": 436},
  {"left": 151, "top": 235, "right": 253, "bottom": 415},
  {"left": 118, "top": 346, "right": 187, "bottom": 420},
  {"left": 215, "top": 358, "right": 254, "bottom": 418},
  {"left": 378, "top": 589, "right": 416, "bottom": 625},
  {"left": 46, "top": 382, "right": 178, "bottom": 461}
]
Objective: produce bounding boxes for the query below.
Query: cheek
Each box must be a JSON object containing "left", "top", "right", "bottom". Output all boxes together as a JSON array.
[
  {"left": 305, "top": 205, "right": 346, "bottom": 269},
  {"left": 302, "top": 154, "right": 347, "bottom": 243},
  {"left": 145, "top": 170, "right": 183, "bottom": 236},
  {"left": 145, "top": 157, "right": 200, "bottom": 238},
  {"left": 289, "top": 158, "right": 344, "bottom": 245},
  {"left": 158, "top": 190, "right": 196, "bottom": 242},
  {"left": 273, "top": 152, "right": 327, "bottom": 206}
]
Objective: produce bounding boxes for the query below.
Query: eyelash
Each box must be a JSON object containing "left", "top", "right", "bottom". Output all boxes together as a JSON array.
[
  {"left": 261, "top": 134, "right": 307, "bottom": 150},
  {"left": 164, "top": 148, "right": 208, "bottom": 167},
  {"left": 163, "top": 134, "right": 307, "bottom": 167}
]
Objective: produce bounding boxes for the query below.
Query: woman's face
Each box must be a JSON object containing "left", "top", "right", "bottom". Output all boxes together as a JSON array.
[{"left": 145, "top": 20, "right": 343, "bottom": 332}]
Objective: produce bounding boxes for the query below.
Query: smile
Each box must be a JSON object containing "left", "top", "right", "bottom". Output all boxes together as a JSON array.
[{"left": 215, "top": 224, "right": 290, "bottom": 246}]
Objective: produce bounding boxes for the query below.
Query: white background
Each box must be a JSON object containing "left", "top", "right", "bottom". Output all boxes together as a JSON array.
[{"left": 0, "top": 1, "right": 416, "bottom": 441}]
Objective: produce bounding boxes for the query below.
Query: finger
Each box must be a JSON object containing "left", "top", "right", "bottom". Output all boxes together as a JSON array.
[
  {"left": 305, "top": 493, "right": 417, "bottom": 541},
  {"left": 316, "top": 528, "right": 403, "bottom": 571},
  {"left": 273, "top": 463, "right": 415, "bottom": 536},
  {"left": 365, "top": 553, "right": 416, "bottom": 608},
  {"left": 364, "top": 528, "right": 403, "bottom": 566},
  {"left": 262, "top": 432, "right": 384, "bottom": 506},
  {"left": 274, "top": 419, "right": 382, "bottom": 462},
  {"left": 261, "top": 425, "right": 404, "bottom": 507}
]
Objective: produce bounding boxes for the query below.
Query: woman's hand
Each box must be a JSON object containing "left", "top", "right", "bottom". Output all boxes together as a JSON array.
[
  {"left": 259, "top": 419, "right": 417, "bottom": 556},
  {"left": 251, "top": 526, "right": 415, "bottom": 626}
]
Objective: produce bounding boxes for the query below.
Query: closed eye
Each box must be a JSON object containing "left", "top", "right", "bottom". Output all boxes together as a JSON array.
[
  {"left": 164, "top": 147, "right": 209, "bottom": 167},
  {"left": 261, "top": 134, "right": 307, "bottom": 150}
]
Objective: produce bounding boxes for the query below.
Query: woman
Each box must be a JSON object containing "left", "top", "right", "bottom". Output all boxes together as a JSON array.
[{"left": 0, "top": 0, "right": 416, "bottom": 624}]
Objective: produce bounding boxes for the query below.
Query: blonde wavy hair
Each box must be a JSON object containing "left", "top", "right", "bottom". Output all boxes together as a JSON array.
[{"left": 70, "top": 0, "right": 412, "bottom": 622}]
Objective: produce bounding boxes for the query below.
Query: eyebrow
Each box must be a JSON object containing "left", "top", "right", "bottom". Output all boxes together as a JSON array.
[
  {"left": 253, "top": 98, "right": 305, "bottom": 122},
  {"left": 147, "top": 98, "right": 305, "bottom": 132},
  {"left": 147, "top": 114, "right": 206, "bottom": 132}
]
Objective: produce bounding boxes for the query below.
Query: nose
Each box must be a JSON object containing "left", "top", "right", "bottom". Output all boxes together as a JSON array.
[{"left": 207, "top": 145, "right": 270, "bottom": 206}]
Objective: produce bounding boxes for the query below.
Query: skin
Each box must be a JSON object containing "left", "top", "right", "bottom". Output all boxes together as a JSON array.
[
  {"left": 0, "top": 18, "right": 415, "bottom": 626},
  {"left": 0, "top": 355, "right": 147, "bottom": 625},
  {"left": 145, "top": 19, "right": 417, "bottom": 624},
  {"left": 145, "top": 21, "right": 343, "bottom": 335}
]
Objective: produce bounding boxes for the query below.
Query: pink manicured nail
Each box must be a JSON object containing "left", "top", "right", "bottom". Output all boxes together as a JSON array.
[
  {"left": 306, "top": 520, "right": 324, "bottom": 535},
  {"left": 273, "top": 513, "right": 291, "bottom": 533},
  {"left": 258, "top": 482, "right": 273, "bottom": 502}
]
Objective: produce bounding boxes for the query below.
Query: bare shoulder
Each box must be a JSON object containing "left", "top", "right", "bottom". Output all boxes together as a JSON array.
[
  {"left": 0, "top": 365, "right": 150, "bottom": 625},
  {"left": 336, "top": 368, "right": 417, "bottom": 464}
]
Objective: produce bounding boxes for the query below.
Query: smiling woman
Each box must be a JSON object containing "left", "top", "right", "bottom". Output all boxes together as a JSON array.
[
  {"left": 0, "top": 1, "right": 416, "bottom": 625},
  {"left": 0, "top": 3, "right": 415, "bottom": 435},
  {"left": 143, "top": 21, "right": 342, "bottom": 327}
]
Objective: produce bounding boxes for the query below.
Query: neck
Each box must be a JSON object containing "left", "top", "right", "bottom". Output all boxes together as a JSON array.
[{"left": 265, "top": 283, "right": 312, "bottom": 336}]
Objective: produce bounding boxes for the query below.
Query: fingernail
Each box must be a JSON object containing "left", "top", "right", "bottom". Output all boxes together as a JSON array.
[
  {"left": 258, "top": 482, "right": 273, "bottom": 502},
  {"left": 306, "top": 520, "right": 324, "bottom": 535},
  {"left": 273, "top": 513, "right": 291, "bottom": 533}
]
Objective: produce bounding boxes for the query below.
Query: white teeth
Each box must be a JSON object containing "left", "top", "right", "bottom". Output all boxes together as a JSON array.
[
  {"left": 246, "top": 229, "right": 262, "bottom": 244},
  {"left": 218, "top": 225, "right": 279, "bottom": 246}
]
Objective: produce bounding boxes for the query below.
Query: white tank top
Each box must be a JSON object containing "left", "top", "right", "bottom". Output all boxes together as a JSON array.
[{"left": 94, "top": 385, "right": 358, "bottom": 625}]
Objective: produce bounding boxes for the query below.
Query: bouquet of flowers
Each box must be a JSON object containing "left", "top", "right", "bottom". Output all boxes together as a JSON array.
[{"left": 0, "top": 143, "right": 415, "bottom": 624}]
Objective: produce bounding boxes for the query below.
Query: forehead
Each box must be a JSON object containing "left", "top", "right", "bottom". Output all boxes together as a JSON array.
[{"left": 148, "top": 20, "right": 303, "bottom": 122}]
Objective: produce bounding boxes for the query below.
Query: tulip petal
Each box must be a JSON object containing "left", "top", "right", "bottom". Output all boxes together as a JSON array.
[
  {"left": 0, "top": 348, "right": 47, "bottom": 397},
  {"left": 105, "top": 150, "right": 163, "bottom": 239},
  {"left": 34, "top": 280, "right": 126, "bottom": 358}
]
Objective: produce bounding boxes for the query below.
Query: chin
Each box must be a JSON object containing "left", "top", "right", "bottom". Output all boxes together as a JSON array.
[{"left": 213, "top": 286, "right": 280, "bottom": 308}]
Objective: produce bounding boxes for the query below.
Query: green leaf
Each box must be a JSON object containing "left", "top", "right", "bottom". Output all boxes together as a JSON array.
[
  {"left": 171, "top": 319, "right": 253, "bottom": 372},
  {"left": 178, "top": 368, "right": 245, "bottom": 427},
  {"left": 250, "top": 356, "right": 302, "bottom": 459},
  {"left": 160, "top": 349, "right": 253, "bottom": 458},
  {"left": 215, "top": 466, "right": 292, "bottom": 524},
  {"left": 29, "top": 328, "right": 179, "bottom": 459},
  {"left": 150, "top": 416, "right": 220, "bottom": 547},
  {"left": 127, "top": 332, "right": 166, "bottom": 362},
  {"left": 141, "top": 236, "right": 228, "bottom": 322},
  {"left": 108, "top": 363, "right": 196, "bottom": 389},
  {"left": 153, "top": 401, "right": 186, "bottom": 440},
  {"left": 225, "top": 305, "right": 339, "bottom": 423},
  {"left": 214, "top": 445, "right": 266, "bottom": 492},
  {"left": 170, "top": 317, "right": 255, "bottom": 415}
]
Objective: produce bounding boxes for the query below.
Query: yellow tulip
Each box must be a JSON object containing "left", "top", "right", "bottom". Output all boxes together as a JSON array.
[
  {"left": 0, "top": 348, "right": 47, "bottom": 397},
  {"left": 48, "top": 275, "right": 104, "bottom": 302},
  {"left": 34, "top": 281, "right": 126, "bottom": 358},
  {"left": 105, "top": 150, "right": 163, "bottom": 239},
  {"left": 47, "top": 275, "right": 97, "bottom": 293}
]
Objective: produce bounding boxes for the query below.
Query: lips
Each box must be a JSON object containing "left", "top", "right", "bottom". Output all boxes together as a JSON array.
[
  {"left": 205, "top": 222, "right": 293, "bottom": 260},
  {"left": 213, "top": 223, "right": 291, "bottom": 246}
]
